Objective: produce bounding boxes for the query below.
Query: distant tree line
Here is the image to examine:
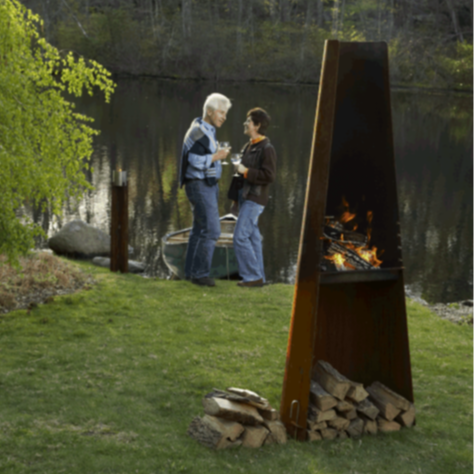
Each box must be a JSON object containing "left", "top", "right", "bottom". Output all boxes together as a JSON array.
[{"left": 20, "top": 0, "right": 473, "bottom": 88}]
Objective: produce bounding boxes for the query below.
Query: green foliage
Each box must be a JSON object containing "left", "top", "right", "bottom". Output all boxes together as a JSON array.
[
  {"left": 437, "top": 42, "right": 473, "bottom": 89},
  {"left": 38, "top": 0, "right": 473, "bottom": 89},
  {"left": 0, "top": 0, "right": 115, "bottom": 265},
  {"left": 0, "top": 262, "right": 472, "bottom": 473}
]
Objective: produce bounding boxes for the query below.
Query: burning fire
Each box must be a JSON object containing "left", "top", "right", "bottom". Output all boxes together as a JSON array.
[
  {"left": 340, "top": 196, "right": 356, "bottom": 224},
  {"left": 323, "top": 197, "right": 383, "bottom": 270},
  {"left": 327, "top": 252, "right": 347, "bottom": 271}
]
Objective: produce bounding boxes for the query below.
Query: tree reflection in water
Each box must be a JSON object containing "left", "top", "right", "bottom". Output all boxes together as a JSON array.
[{"left": 29, "top": 80, "right": 473, "bottom": 304}]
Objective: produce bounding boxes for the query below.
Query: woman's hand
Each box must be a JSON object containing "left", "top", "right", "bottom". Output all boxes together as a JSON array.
[{"left": 237, "top": 164, "right": 248, "bottom": 175}]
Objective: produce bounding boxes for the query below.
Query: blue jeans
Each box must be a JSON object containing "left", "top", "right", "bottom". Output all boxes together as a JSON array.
[
  {"left": 233, "top": 198, "right": 265, "bottom": 282},
  {"left": 184, "top": 180, "right": 221, "bottom": 279}
]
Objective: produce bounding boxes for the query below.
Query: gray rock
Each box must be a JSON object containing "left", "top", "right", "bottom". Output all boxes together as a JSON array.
[
  {"left": 48, "top": 220, "right": 110, "bottom": 258},
  {"left": 48, "top": 220, "right": 134, "bottom": 259},
  {"left": 92, "top": 256, "right": 145, "bottom": 273}
]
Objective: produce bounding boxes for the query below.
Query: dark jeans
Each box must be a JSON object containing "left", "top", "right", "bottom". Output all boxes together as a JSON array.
[{"left": 184, "top": 180, "right": 220, "bottom": 279}]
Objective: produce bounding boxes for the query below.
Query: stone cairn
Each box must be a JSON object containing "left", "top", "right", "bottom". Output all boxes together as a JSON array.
[{"left": 187, "top": 387, "right": 287, "bottom": 449}]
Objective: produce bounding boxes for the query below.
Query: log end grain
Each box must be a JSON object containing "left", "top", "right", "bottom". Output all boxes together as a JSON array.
[{"left": 241, "top": 425, "right": 269, "bottom": 448}]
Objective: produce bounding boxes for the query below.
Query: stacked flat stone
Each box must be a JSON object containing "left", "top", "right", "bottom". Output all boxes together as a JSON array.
[{"left": 188, "top": 387, "right": 288, "bottom": 449}]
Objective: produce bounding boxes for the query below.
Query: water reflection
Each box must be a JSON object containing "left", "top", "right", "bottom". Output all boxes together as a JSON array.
[{"left": 32, "top": 79, "right": 472, "bottom": 304}]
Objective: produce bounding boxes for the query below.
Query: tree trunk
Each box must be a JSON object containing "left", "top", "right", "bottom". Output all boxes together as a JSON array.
[
  {"left": 41, "top": 0, "right": 51, "bottom": 40},
  {"left": 279, "top": 0, "right": 289, "bottom": 22},
  {"left": 248, "top": 0, "right": 255, "bottom": 49},
  {"left": 338, "top": 0, "right": 346, "bottom": 36},
  {"left": 237, "top": 0, "right": 243, "bottom": 56},
  {"left": 444, "top": 0, "right": 464, "bottom": 42},
  {"left": 149, "top": 0, "right": 156, "bottom": 39},
  {"left": 316, "top": 0, "right": 324, "bottom": 28},
  {"left": 388, "top": 0, "right": 395, "bottom": 40},
  {"left": 268, "top": 0, "right": 279, "bottom": 24},
  {"left": 300, "top": 0, "right": 313, "bottom": 61},
  {"left": 469, "top": 0, "right": 473, "bottom": 35},
  {"left": 404, "top": 0, "right": 414, "bottom": 34},
  {"left": 332, "top": 0, "right": 340, "bottom": 38},
  {"left": 378, "top": 0, "right": 382, "bottom": 40},
  {"left": 182, "top": 0, "right": 192, "bottom": 40}
]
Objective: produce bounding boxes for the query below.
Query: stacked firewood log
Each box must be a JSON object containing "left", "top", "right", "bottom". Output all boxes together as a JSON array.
[
  {"left": 188, "top": 387, "right": 287, "bottom": 449},
  {"left": 307, "top": 360, "right": 415, "bottom": 440}
]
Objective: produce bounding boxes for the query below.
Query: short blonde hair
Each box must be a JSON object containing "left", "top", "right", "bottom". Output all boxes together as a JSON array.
[{"left": 203, "top": 93, "right": 232, "bottom": 118}]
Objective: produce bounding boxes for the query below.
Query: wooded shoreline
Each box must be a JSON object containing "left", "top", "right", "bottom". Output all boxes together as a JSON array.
[
  {"left": 19, "top": 0, "right": 474, "bottom": 91},
  {"left": 109, "top": 71, "right": 475, "bottom": 93}
]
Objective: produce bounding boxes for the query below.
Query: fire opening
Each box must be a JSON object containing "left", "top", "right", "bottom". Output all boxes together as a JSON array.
[{"left": 321, "top": 196, "right": 383, "bottom": 272}]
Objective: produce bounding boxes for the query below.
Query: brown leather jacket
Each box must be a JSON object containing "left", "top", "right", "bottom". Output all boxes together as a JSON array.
[{"left": 241, "top": 137, "right": 277, "bottom": 207}]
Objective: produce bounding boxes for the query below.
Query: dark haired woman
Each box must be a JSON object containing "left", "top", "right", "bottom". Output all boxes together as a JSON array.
[{"left": 231, "top": 108, "right": 277, "bottom": 287}]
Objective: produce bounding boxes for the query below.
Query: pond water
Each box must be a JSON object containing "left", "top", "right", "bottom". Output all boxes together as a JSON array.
[{"left": 33, "top": 78, "right": 473, "bottom": 304}]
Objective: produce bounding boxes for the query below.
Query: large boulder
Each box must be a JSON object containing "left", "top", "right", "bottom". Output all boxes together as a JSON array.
[{"left": 48, "top": 220, "right": 111, "bottom": 258}]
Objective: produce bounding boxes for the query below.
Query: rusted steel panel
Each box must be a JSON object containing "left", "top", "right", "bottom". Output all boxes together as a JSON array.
[
  {"left": 280, "top": 40, "right": 340, "bottom": 441},
  {"left": 315, "top": 277, "right": 413, "bottom": 402}
]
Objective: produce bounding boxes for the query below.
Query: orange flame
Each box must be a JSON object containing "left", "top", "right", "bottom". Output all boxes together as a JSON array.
[
  {"left": 366, "top": 210, "right": 373, "bottom": 243},
  {"left": 325, "top": 253, "right": 348, "bottom": 270},
  {"left": 340, "top": 196, "right": 356, "bottom": 224},
  {"left": 324, "top": 199, "right": 383, "bottom": 270}
]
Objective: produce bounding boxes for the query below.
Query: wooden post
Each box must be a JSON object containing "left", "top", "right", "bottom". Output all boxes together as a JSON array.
[{"left": 110, "top": 170, "right": 129, "bottom": 273}]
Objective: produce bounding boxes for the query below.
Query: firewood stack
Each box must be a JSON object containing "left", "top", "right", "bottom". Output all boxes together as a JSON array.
[
  {"left": 307, "top": 360, "right": 415, "bottom": 441},
  {"left": 188, "top": 387, "right": 287, "bottom": 449}
]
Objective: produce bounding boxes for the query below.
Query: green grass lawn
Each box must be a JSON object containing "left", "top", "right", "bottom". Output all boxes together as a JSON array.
[{"left": 0, "top": 261, "right": 472, "bottom": 474}]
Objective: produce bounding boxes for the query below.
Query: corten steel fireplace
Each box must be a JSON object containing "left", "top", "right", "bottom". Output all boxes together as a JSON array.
[{"left": 280, "top": 40, "right": 413, "bottom": 440}]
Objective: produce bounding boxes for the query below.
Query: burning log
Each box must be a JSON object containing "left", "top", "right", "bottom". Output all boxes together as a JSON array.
[
  {"left": 327, "top": 242, "right": 375, "bottom": 270},
  {"left": 323, "top": 224, "right": 367, "bottom": 245},
  {"left": 320, "top": 197, "right": 383, "bottom": 271}
]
